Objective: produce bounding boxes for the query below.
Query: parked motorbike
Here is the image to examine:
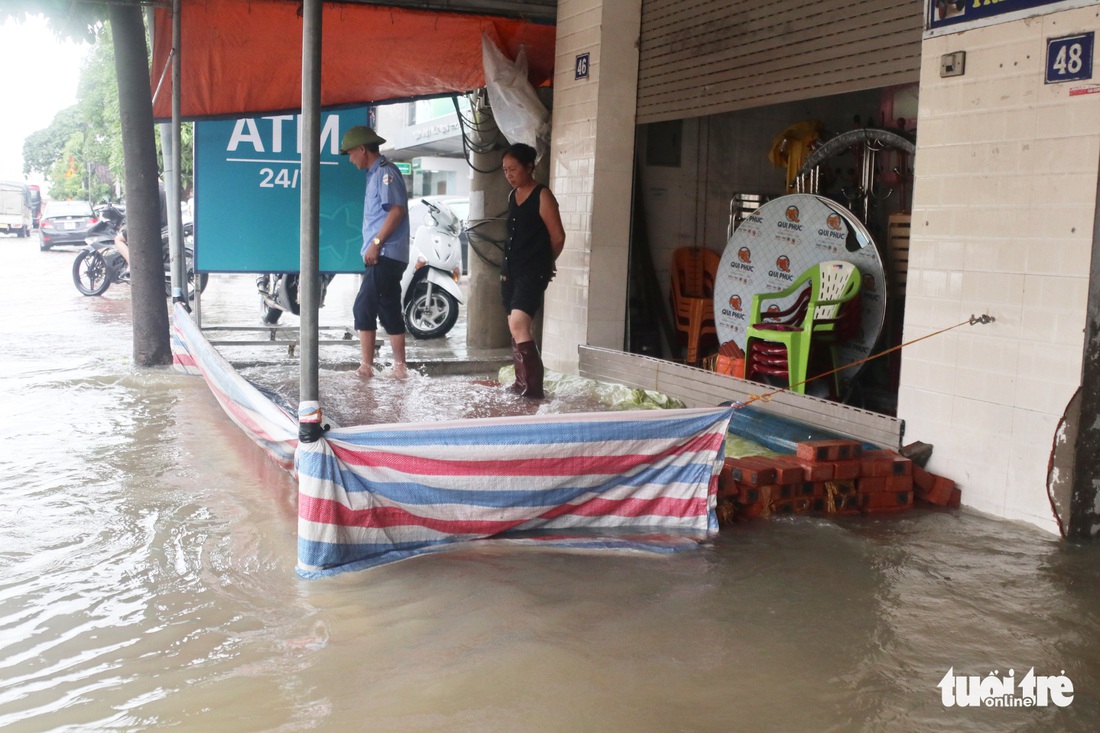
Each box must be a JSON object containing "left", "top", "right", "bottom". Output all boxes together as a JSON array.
[
  {"left": 72, "top": 207, "right": 207, "bottom": 298},
  {"left": 400, "top": 198, "right": 464, "bottom": 339},
  {"left": 254, "top": 199, "right": 462, "bottom": 332},
  {"left": 257, "top": 272, "right": 335, "bottom": 325}
]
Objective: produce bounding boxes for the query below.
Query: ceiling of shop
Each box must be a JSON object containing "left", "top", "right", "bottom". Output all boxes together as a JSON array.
[{"left": 333, "top": 0, "right": 558, "bottom": 23}]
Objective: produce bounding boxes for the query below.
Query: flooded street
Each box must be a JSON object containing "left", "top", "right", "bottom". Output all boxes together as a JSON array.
[{"left": 2, "top": 234, "right": 1099, "bottom": 732}]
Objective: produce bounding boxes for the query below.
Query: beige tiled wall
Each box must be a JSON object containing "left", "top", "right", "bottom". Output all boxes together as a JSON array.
[
  {"left": 541, "top": 0, "right": 642, "bottom": 373},
  {"left": 900, "top": 7, "right": 1100, "bottom": 534}
]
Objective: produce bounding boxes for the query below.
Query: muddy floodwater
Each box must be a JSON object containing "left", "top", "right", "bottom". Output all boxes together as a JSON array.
[{"left": 2, "top": 235, "right": 1099, "bottom": 732}]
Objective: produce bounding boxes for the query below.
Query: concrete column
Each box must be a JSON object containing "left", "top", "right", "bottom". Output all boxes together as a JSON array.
[
  {"left": 541, "top": 0, "right": 642, "bottom": 374},
  {"left": 465, "top": 96, "right": 511, "bottom": 350}
]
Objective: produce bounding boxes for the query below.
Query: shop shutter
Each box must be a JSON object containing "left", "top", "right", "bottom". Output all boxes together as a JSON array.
[{"left": 637, "top": 0, "right": 923, "bottom": 124}]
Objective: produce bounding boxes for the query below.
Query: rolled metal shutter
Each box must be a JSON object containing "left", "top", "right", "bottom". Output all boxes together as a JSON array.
[{"left": 637, "top": 0, "right": 923, "bottom": 125}]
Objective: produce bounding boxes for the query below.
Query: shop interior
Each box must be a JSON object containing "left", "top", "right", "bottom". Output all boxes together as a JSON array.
[{"left": 628, "top": 84, "right": 919, "bottom": 416}]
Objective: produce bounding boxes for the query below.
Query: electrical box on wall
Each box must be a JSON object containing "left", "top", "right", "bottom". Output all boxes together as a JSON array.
[{"left": 940, "top": 51, "right": 966, "bottom": 78}]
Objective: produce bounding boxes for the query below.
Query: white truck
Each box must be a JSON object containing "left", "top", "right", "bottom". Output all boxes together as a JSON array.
[{"left": 0, "top": 181, "right": 32, "bottom": 237}]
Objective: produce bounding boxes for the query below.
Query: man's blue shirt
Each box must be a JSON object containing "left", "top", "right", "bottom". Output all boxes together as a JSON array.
[{"left": 361, "top": 155, "right": 410, "bottom": 263}]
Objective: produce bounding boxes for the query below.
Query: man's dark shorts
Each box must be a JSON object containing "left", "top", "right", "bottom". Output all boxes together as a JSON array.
[
  {"left": 500, "top": 274, "right": 549, "bottom": 318},
  {"left": 354, "top": 256, "right": 406, "bottom": 334}
]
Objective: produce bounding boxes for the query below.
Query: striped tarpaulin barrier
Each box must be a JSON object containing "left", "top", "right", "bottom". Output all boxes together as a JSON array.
[
  {"left": 170, "top": 304, "right": 298, "bottom": 471},
  {"left": 171, "top": 306, "right": 732, "bottom": 577},
  {"left": 296, "top": 407, "right": 732, "bottom": 577}
]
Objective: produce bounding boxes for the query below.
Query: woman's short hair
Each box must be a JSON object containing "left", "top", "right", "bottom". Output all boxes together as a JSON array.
[{"left": 503, "top": 142, "right": 537, "bottom": 168}]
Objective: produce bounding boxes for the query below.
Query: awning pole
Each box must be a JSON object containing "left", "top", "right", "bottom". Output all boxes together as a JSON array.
[
  {"left": 298, "top": 0, "right": 323, "bottom": 442},
  {"left": 169, "top": 0, "right": 187, "bottom": 306}
]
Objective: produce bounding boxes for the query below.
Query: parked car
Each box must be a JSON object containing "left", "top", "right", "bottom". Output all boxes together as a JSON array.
[{"left": 39, "top": 200, "right": 98, "bottom": 251}]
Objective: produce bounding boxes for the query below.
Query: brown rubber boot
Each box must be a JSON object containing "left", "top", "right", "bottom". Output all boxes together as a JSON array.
[
  {"left": 510, "top": 338, "right": 527, "bottom": 395},
  {"left": 515, "top": 340, "right": 544, "bottom": 399}
]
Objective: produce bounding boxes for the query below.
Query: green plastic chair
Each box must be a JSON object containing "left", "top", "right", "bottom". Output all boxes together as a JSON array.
[{"left": 744, "top": 261, "right": 863, "bottom": 395}]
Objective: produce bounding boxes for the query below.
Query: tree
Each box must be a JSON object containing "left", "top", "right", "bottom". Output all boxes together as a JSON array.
[
  {"left": 23, "top": 24, "right": 121, "bottom": 201},
  {"left": 47, "top": 137, "right": 88, "bottom": 200},
  {"left": 22, "top": 106, "right": 81, "bottom": 179},
  {"left": 22, "top": 20, "right": 193, "bottom": 203},
  {"left": 111, "top": 3, "right": 172, "bottom": 366},
  {"left": 76, "top": 23, "right": 123, "bottom": 201},
  {"left": 3, "top": 1, "right": 171, "bottom": 366}
]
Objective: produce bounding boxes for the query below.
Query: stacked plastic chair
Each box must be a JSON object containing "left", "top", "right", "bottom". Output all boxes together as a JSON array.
[
  {"left": 669, "top": 247, "right": 721, "bottom": 365},
  {"left": 743, "top": 261, "right": 862, "bottom": 397}
]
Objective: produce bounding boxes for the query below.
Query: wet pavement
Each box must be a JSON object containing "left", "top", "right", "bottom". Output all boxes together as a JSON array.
[{"left": 192, "top": 273, "right": 513, "bottom": 376}]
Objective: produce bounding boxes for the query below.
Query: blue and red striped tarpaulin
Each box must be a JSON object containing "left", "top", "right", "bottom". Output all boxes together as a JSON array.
[
  {"left": 169, "top": 301, "right": 297, "bottom": 468},
  {"left": 172, "top": 305, "right": 732, "bottom": 577},
  {"left": 296, "top": 408, "right": 732, "bottom": 576},
  {"left": 171, "top": 304, "right": 298, "bottom": 471}
]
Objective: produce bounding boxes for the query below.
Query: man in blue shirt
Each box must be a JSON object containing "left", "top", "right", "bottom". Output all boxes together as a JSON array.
[{"left": 340, "top": 125, "right": 410, "bottom": 379}]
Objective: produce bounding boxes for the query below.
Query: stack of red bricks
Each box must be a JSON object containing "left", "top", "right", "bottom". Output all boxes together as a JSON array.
[{"left": 715, "top": 439, "right": 961, "bottom": 526}]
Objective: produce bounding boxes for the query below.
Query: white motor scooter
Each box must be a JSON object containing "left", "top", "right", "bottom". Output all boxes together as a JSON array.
[{"left": 400, "top": 199, "right": 464, "bottom": 339}]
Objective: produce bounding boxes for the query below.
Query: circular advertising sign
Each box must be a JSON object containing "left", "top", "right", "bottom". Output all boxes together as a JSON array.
[{"left": 713, "top": 194, "right": 886, "bottom": 391}]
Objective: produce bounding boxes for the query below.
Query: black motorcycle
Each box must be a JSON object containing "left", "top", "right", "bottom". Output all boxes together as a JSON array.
[
  {"left": 72, "top": 208, "right": 207, "bottom": 298},
  {"left": 257, "top": 272, "right": 334, "bottom": 324}
]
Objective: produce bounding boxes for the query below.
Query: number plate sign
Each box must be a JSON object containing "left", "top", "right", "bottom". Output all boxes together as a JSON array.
[
  {"left": 194, "top": 105, "right": 373, "bottom": 273},
  {"left": 1046, "top": 32, "right": 1094, "bottom": 84},
  {"left": 575, "top": 53, "right": 590, "bottom": 80}
]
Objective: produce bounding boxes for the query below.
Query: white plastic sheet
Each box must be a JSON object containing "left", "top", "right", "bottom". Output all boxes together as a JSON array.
[{"left": 482, "top": 34, "right": 551, "bottom": 162}]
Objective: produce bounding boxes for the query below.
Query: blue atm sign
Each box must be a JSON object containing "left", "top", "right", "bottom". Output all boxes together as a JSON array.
[
  {"left": 1046, "top": 32, "right": 1094, "bottom": 84},
  {"left": 194, "top": 106, "right": 372, "bottom": 273}
]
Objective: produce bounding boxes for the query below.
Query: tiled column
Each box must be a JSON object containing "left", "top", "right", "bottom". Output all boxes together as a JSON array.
[
  {"left": 541, "top": 0, "right": 641, "bottom": 373},
  {"left": 900, "top": 6, "right": 1100, "bottom": 534}
]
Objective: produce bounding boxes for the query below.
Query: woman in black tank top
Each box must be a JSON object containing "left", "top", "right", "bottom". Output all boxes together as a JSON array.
[
  {"left": 500, "top": 143, "right": 566, "bottom": 399},
  {"left": 503, "top": 183, "right": 554, "bottom": 282}
]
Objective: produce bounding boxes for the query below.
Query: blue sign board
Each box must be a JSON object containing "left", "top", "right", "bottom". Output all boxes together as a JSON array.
[
  {"left": 928, "top": 0, "right": 1082, "bottom": 33},
  {"left": 1046, "top": 32, "right": 1094, "bottom": 83},
  {"left": 194, "top": 106, "right": 373, "bottom": 273}
]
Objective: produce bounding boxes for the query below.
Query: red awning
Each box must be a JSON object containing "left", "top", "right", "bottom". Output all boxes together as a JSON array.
[{"left": 152, "top": 0, "right": 556, "bottom": 120}]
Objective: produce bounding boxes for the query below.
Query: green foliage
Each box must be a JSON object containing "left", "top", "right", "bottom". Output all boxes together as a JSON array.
[
  {"left": 20, "top": 22, "right": 116, "bottom": 200},
  {"left": 22, "top": 106, "right": 81, "bottom": 177},
  {"left": 76, "top": 22, "right": 121, "bottom": 201},
  {"left": 14, "top": 15, "right": 195, "bottom": 202},
  {"left": 47, "top": 140, "right": 86, "bottom": 201},
  {"left": 0, "top": 2, "right": 104, "bottom": 43}
]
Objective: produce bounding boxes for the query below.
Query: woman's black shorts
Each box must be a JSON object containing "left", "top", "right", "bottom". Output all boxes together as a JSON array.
[{"left": 501, "top": 274, "right": 549, "bottom": 318}]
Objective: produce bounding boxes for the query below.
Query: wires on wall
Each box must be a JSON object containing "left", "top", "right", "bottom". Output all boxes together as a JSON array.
[{"left": 453, "top": 91, "right": 507, "bottom": 174}]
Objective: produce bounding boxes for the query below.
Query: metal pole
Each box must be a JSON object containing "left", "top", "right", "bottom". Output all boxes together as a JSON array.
[
  {"left": 168, "top": 0, "right": 187, "bottom": 306},
  {"left": 298, "top": 0, "right": 323, "bottom": 442},
  {"left": 192, "top": 138, "right": 202, "bottom": 326}
]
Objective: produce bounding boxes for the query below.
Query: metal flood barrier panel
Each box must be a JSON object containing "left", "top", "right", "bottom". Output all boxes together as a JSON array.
[{"left": 578, "top": 346, "right": 904, "bottom": 449}]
